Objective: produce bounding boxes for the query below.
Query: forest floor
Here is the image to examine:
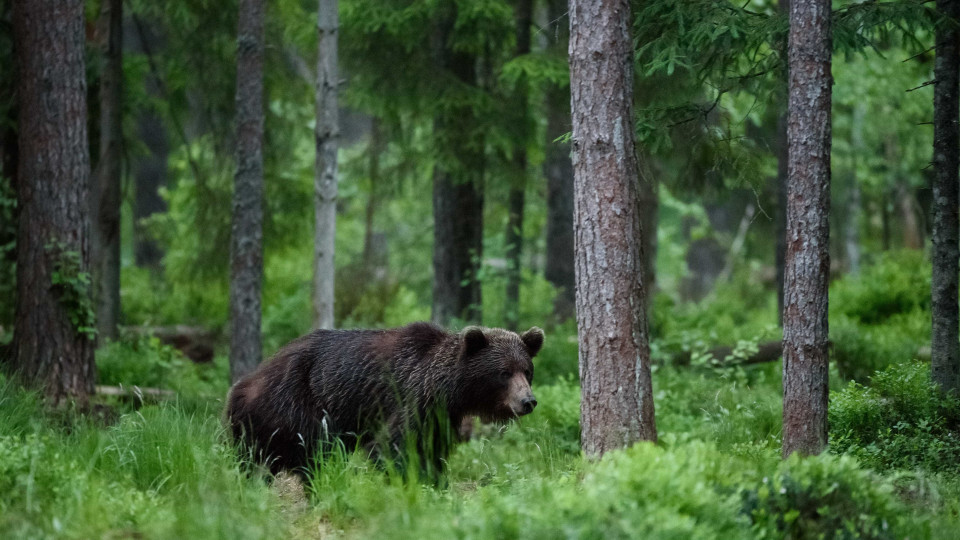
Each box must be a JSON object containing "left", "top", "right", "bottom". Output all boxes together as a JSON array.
[
  {"left": 3, "top": 254, "right": 960, "bottom": 538},
  {"left": 2, "top": 355, "right": 959, "bottom": 539}
]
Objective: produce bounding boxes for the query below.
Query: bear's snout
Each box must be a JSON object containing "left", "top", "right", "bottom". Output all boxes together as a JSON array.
[{"left": 519, "top": 396, "right": 537, "bottom": 415}]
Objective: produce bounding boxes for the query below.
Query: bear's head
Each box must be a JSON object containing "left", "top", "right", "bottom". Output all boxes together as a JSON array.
[{"left": 458, "top": 326, "right": 543, "bottom": 421}]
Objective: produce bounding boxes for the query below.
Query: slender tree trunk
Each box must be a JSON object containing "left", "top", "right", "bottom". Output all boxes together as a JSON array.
[
  {"left": 504, "top": 0, "right": 532, "bottom": 331},
  {"left": 431, "top": 5, "right": 484, "bottom": 327},
  {"left": 11, "top": 0, "right": 96, "bottom": 405},
  {"left": 782, "top": 0, "right": 832, "bottom": 458},
  {"left": 570, "top": 0, "right": 657, "bottom": 456},
  {"left": 775, "top": 0, "right": 790, "bottom": 327},
  {"left": 362, "top": 118, "right": 383, "bottom": 268},
  {"left": 544, "top": 0, "right": 576, "bottom": 322},
  {"left": 92, "top": 0, "right": 123, "bottom": 342},
  {"left": 932, "top": 0, "right": 960, "bottom": 394},
  {"left": 229, "top": 0, "right": 265, "bottom": 383},
  {"left": 313, "top": 0, "right": 339, "bottom": 330},
  {"left": 637, "top": 159, "right": 658, "bottom": 298},
  {"left": 845, "top": 104, "right": 863, "bottom": 274},
  {"left": 131, "top": 20, "right": 168, "bottom": 269}
]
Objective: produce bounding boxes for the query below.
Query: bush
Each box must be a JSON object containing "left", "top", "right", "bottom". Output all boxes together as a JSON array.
[
  {"left": 829, "top": 252, "right": 931, "bottom": 381},
  {"left": 744, "top": 453, "right": 902, "bottom": 540},
  {"left": 96, "top": 337, "right": 228, "bottom": 397},
  {"left": 830, "top": 361, "right": 960, "bottom": 473}
]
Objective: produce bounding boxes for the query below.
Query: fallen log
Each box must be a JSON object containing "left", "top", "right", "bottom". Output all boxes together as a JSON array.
[
  {"left": 122, "top": 325, "right": 218, "bottom": 363},
  {"left": 671, "top": 340, "right": 783, "bottom": 368}
]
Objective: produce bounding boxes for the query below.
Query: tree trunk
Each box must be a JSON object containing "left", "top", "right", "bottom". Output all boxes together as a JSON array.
[
  {"left": 131, "top": 20, "right": 168, "bottom": 269},
  {"left": 775, "top": 0, "right": 790, "bottom": 327},
  {"left": 932, "top": 0, "right": 960, "bottom": 394},
  {"left": 313, "top": 0, "right": 339, "bottom": 330},
  {"left": 544, "top": 0, "right": 576, "bottom": 322},
  {"left": 11, "top": 0, "right": 96, "bottom": 405},
  {"left": 504, "top": 0, "right": 532, "bottom": 331},
  {"left": 431, "top": 5, "right": 484, "bottom": 327},
  {"left": 637, "top": 160, "right": 658, "bottom": 299},
  {"left": 782, "top": 0, "right": 832, "bottom": 458},
  {"left": 229, "top": 0, "right": 265, "bottom": 383},
  {"left": 569, "top": 0, "right": 657, "bottom": 456},
  {"left": 92, "top": 0, "right": 123, "bottom": 342},
  {"left": 845, "top": 104, "right": 863, "bottom": 274},
  {"left": 362, "top": 118, "right": 383, "bottom": 269}
]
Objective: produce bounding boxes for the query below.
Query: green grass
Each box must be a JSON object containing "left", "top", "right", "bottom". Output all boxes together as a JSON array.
[{"left": 2, "top": 356, "right": 959, "bottom": 539}]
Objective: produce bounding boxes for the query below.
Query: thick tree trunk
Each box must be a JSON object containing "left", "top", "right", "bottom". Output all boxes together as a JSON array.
[
  {"left": 431, "top": 5, "right": 484, "bottom": 327},
  {"left": 229, "top": 0, "right": 265, "bottom": 383},
  {"left": 932, "top": 0, "right": 960, "bottom": 394},
  {"left": 504, "top": 0, "right": 532, "bottom": 331},
  {"left": 544, "top": 0, "right": 576, "bottom": 322},
  {"left": 313, "top": 0, "right": 339, "bottom": 330},
  {"left": 92, "top": 0, "right": 123, "bottom": 342},
  {"left": 782, "top": 0, "right": 832, "bottom": 458},
  {"left": 637, "top": 161, "right": 658, "bottom": 297},
  {"left": 12, "top": 0, "right": 96, "bottom": 405},
  {"left": 570, "top": 0, "right": 657, "bottom": 456}
]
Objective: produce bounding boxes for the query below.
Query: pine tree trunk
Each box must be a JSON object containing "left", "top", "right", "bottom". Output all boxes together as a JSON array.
[
  {"left": 775, "top": 0, "right": 790, "bottom": 327},
  {"left": 504, "top": 0, "right": 532, "bottom": 331},
  {"left": 229, "top": 0, "right": 265, "bottom": 383},
  {"left": 845, "top": 104, "right": 863, "bottom": 274},
  {"left": 431, "top": 5, "right": 484, "bottom": 327},
  {"left": 92, "top": 0, "right": 123, "bottom": 342},
  {"left": 544, "top": 0, "right": 576, "bottom": 322},
  {"left": 932, "top": 0, "right": 960, "bottom": 394},
  {"left": 12, "top": 0, "right": 96, "bottom": 405},
  {"left": 570, "top": 0, "right": 657, "bottom": 456},
  {"left": 782, "top": 0, "right": 832, "bottom": 458},
  {"left": 313, "top": 0, "right": 339, "bottom": 330}
]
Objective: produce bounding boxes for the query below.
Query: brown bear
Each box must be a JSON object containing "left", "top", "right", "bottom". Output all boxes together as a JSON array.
[{"left": 224, "top": 322, "right": 543, "bottom": 478}]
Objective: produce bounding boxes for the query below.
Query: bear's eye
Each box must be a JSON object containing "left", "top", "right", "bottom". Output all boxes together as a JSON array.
[
  {"left": 524, "top": 369, "right": 532, "bottom": 381},
  {"left": 499, "top": 370, "right": 511, "bottom": 382}
]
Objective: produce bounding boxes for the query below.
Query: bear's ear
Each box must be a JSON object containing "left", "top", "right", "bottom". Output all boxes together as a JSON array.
[
  {"left": 520, "top": 327, "right": 544, "bottom": 358},
  {"left": 461, "top": 326, "right": 488, "bottom": 357}
]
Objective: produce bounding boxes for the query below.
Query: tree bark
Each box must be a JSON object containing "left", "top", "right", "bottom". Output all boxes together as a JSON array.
[
  {"left": 11, "top": 0, "right": 96, "bottom": 405},
  {"left": 544, "top": 0, "right": 576, "bottom": 322},
  {"left": 313, "top": 0, "right": 339, "bottom": 330},
  {"left": 431, "top": 5, "right": 484, "bottom": 327},
  {"left": 932, "top": 0, "right": 960, "bottom": 394},
  {"left": 570, "top": 0, "right": 657, "bottom": 456},
  {"left": 229, "top": 0, "right": 265, "bottom": 383},
  {"left": 92, "top": 0, "right": 123, "bottom": 342},
  {"left": 782, "top": 0, "right": 832, "bottom": 458},
  {"left": 775, "top": 0, "right": 790, "bottom": 327},
  {"left": 504, "top": 0, "right": 533, "bottom": 331},
  {"left": 845, "top": 104, "right": 863, "bottom": 274}
]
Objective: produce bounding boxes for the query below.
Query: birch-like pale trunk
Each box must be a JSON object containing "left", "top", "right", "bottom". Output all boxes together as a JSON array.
[
  {"left": 228, "top": 0, "right": 265, "bottom": 383},
  {"left": 782, "top": 0, "right": 832, "bottom": 458},
  {"left": 313, "top": 0, "right": 339, "bottom": 330},
  {"left": 932, "top": 0, "right": 960, "bottom": 394},
  {"left": 569, "top": 0, "right": 657, "bottom": 457}
]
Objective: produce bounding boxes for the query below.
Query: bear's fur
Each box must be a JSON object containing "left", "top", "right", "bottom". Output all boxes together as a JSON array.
[{"left": 225, "top": 322, "right": 543, "bottom": 476}]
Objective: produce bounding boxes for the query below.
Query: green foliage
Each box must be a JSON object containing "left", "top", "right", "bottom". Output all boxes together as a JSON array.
[
  {"left": 743, "top": 453, "right": 902, "bottom": 540},
  {"left": 830, "top": 252, "right": 931, "bottom": 380},
  {"left": 45, "top": 241, "right": 96, "bottom": 340},
  {"left": 830, "top": 361, "right": 960, "bottom": 474}
]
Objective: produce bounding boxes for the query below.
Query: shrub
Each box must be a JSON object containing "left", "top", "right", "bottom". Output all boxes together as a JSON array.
[
  {"left": 830, "top": 361, "right": 960, "bottom": 473},
  {"left": 829, "top": 252, "right": 931, "bottom": 381},
  {"left": 744, "top": 453, "right": 902, "bottom": 540}
]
